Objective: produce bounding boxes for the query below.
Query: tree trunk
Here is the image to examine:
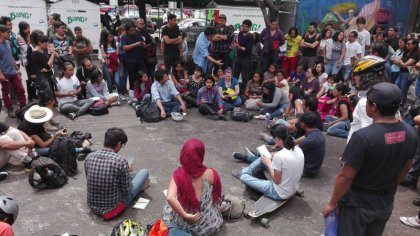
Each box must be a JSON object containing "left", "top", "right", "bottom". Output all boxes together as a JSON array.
[{"left": 254, "top": 0, "right": 281, "bottom": 27}]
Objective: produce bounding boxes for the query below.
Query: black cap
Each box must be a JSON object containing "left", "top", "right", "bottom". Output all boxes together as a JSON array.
[{"left": 366, "top": 82, "right": 401, "bottom": 107}]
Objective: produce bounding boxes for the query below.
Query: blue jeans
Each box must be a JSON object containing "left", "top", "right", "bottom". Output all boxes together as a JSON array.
[
  {"left": 239, "top": 158, "right": 283, "bottom": 200},
  {"left": 223, "top": 96, "right": 243, "bottom": 111},
  {"left": 261, "top": 103, "right": 289, "bottom": 118},
  {"left": 325, "top": 59, "right": 342, "bottom": 75},
  {"left": 395, "top": 72, "right": 410, "bottom": 106},
  {"left": 124, "top": 169, "right": 149, "bottom": 205},
  {"left": 325, "top": 115, "right": 350, "bottom": 139},
  {"left": 415, "top": 79, "right": 420, "bottom": 98},
  {"left": 164, "top": 221, "right": 191, "bottom": 236},
  {"left": 342, "top": 64, "right": 352, "bottom": 81},
  {"left": 118, "top": 58, "right": 128, "bottom": 94},
  {"left": 162, "top": 99, "right": 181, "bottom": 114},
  {"left": 102, "top": 62, "right": 120, "bottom": 94},
  {"left": 35, "top": 147, "right": 83, "bottom": 156}
]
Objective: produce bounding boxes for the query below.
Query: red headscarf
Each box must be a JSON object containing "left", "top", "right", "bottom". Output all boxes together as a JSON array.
[{"left": 173, "top": 138, "right": 222, "bottom": 212}]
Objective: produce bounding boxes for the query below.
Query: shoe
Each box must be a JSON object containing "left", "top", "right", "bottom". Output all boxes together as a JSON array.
[
  {"left": 49, "top": 118, "right": 60, "bottom": 126},
  {"left": 244, "top": 147, "right": 257, "bottom": 157},
  {"left": 232, "top": 152, "right": 247, "bottom": 162},
  {"left": 69, "top": 113, "right": 77, "bottom": 120},
  {"left": 413, "top": 196, "right": 420, "bottom": 206},
  {"left": 400, "top": 216, "right": 420, "bottom": 229},
  {"left": 119, "top": 94, "right": 127, "bottom": 101},
  {"left": 111, "top": 101, "right": 121, "bottom": 106},
  {"left": 44, "top": 122, "right": 59, "bottom": 131},
  {"left": 76, "top": 153, "right": 87, "bottom": 161},
  {"left": 259, "top": 132, "right": 273, "bottom": 143},
  {"left": 231, "top": 169, "right": 242, "bottom": 180},
  {"left": 400, "top": 178, "right": 418, "bottom": 190},
  {"left": 7, "top": 108, "right": 16, "bottom": 118},
  {"left": 80, "top": 147, "right": 93, "bottom": 154},
  {"left": 254, "top": 114, "right": 265, "bottom": 120},
  {"left": 0, "top": 172, "right": 8, "bottom": 181}
]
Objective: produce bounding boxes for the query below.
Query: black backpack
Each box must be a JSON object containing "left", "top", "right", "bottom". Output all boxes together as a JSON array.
[
  {"left": 15, "top": 101, "right": 39, "bottom": 122},
  {"left": 90, "top": 103, "right": 109, "bottom": 116},
  {"left": 69, "top": 131, "right": 92, "bottom": 148},
  {"left": 48, "top": 137, "right": 78, "bottom": 176},
  {"left": 231, "top": 111, "right": 253, "bottom": 122},
  {"left": 29, "top": 157, "right": 68, "bottom": 190},
  {"left": 136, "top": 98, "right": 161, "bottom": 123}
]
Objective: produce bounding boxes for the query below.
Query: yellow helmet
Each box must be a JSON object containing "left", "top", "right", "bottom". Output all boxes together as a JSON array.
[{"left": 353, "top": 55, "right": 386, "bottom": 75}]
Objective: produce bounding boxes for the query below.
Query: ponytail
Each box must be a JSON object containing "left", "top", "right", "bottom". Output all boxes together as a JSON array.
[
  {"left": 284, "top": 134, "right": 295, "bottom": 150},
  {"left": 270, "top": 124, "right": 295, "bottom": 150}
]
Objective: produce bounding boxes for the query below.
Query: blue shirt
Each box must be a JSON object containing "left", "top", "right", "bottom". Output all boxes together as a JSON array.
[
  {"left": 193, "top": 32, "right": 210, "bottom": 73},
  {"left": 151, "top": 80, "right": 179, "bottom": 102},
  {"left": 299, "top": 129, "right": 325, "bottom": 177},
  {"left": 0, "top": 41, "right": 17, "bottom": 76}
]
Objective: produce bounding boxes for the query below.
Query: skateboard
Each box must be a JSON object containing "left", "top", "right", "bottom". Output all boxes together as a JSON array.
[{"left": 244, "top": 190, "right": 304, "bottom": 227}]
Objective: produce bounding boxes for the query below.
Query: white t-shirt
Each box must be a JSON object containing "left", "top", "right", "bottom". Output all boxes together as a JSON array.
[
  {"left": 275, "top": 78, "right": 289, "bottom": 96},
  {"left": 356, "top": 29, "right": 371, "bottom": 57},
  {"left": 56, "top": 75, "right": 80, "bottom": 106},
  {"left": 343, "top": 41, "right": 362, "bottom": 66},
  {"left": 318, "top": 72, "right": 328, "bottom": 85},
  {"left": 271, "top": 146, "right": 304, "bottom": 199}
]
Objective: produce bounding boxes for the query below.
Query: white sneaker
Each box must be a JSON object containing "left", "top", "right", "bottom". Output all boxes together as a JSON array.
[
  {"left": 254, "top": 114, "right": 265, "bottom": 120},
  {"left": 400, "top": 216, "right": 420, "bottom": 229},
  {"left": 69, "top": 113, "right": 77, "bottom": 120},
  {"left": 111, "top": 101, "right": 121, "bottom": 106},
  {"left": 259, "top": 132, "right": 273, "bottom": 143},
  {"left": 119, "top": 94, "right": 127, "bottom": 101}
]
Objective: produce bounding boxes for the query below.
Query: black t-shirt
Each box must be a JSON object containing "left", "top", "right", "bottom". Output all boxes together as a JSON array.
[
  {"left": 0, "top": 122, "right": 10, "bottom": 133},
  {"left": 31, "top": 50, "right": 52, "bottom": 78},
  {"left": 302, "top": 33, "right": 320, "bottom": 57},
  {"left": 299, "top": 129, "right": 326, "bottom": 177},
  {"left": 400, "top": 51, "right": 419, "bottom": 73},
  {"left": 18, "top": 120, "right": 51, "bottom": 146},
  {"left": 76, "top": 67, "right": 94, "bottom": 83},
  {"left": 343, "top": 122, "right": 417, "bottom": 198},
  {"left": 121, "top": 33, "right": 143, "bottom": 63},
  {"left": 337, "top": 98, "right": 353, "bottom": 122},
  {"left": 162, "top": 25, "right": 181, "bottom": 55},
  {"left": 386, "top": 36, "right": 399, "bottom": 51}
]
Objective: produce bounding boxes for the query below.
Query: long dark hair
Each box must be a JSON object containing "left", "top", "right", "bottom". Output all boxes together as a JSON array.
[
  {"left": 89, "top": 69, "right": 102, "bottom": 84},
  {"left": 100, "top": 30, "right": 116, "bottom": 53},
  {"left": 18, "top": 21, "right": 30, "bottom": 44},
  {"left": 270, "top": 125, "right": 295, "bottom": 150},
  {"left": 262, "top": 82, "right": 276, "bottom": 103}
]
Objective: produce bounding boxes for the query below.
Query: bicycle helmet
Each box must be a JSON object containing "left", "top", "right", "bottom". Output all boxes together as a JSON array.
[
  {"left": 0, "top": 196, "right": 19, "bottom": 225},
  {"left": 353, "top": 55, "right": 387, "bottom": 91}
]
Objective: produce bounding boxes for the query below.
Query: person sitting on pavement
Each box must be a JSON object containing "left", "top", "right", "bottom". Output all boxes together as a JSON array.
[
  {"left": 232, "top": 125, "right": 304, "bottom": 201},
  {"left": 86, "top": 69, "right": 120, "bottom": 107},
  {"left": 256, "top": 82, "right": 289, "bottom": 120},
  {"left": 286, "top": 64, "right": 305, "bottom": 86},
  {"left": 152, "top": 68, "right": 187, "bottom": 119},
  {"left": 129, "top": 71, "right": 153, "bottom": 106},
  {"left": 0, "top": 196, "right": 19, "bottom": 235},
  {"left": 284, "top": 86, "right": 305, "bottom": 117},
  {"left": 324, "top": 83, "right": 353, "bottom": 139},
  {"left": 85, "top": 127, "right": 150, "bottom": 220},
  {"left": 218, "top": 68, "right": 242, "bottom": 111},
  {"left": 162, "top": 138, "right": 223, "bottom": 235},
  {"left": 17, "top": 106, "right": 91, "bottom": 158},
  {"left": 300, "top": 67, "right": 320, "bottom": 96},
  {"left": 275, "top": 69, "right": 290, "bottom": 97},
  {"left": 244, "top": 72, "right": 263, "bottom": 111},
  {"left": 76, "top": 58, "right": 97, "bottom": 99},
  {"left": 0, "top": 122, "right": 35, "bottom": 180},
  {"left": 54, "top": 62, "right": 95, "bottom": 120},
  {"left": 196, "top": 76, "right": 225, "bottom": 120},
  {"left": 182, "top": 67, "right": 205, "bottom": 107}
]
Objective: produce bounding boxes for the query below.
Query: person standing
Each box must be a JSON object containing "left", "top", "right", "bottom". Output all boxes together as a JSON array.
[
  {"left": 136, "top": 18, "right": 157, "bottom": 79},
  {"left": 299, "top": 22, "right": 320, "bottom": 70},
  {"left": 162, "top": 14, "right": 182, "bottom": 74},
  {"left": 48, "top": 21, "right": 74, "bottom": 77},
  {"left": 386, "top": 26, "right": 400, "bottom": 52},
  {"left": 232, "top": 19, "right": 254, "bottom": 94},
  {"left": 193, "top": 27, "right": 223, "bottom": 75},
  {"left": 212, "top": 14, "right": 234, "bottom": 72},
  {"left": 342, "top": 31, "right": 362, "bottom": 84},
  {"left": 72, "top": 26, "right": 93, "bottom": 67},
  {"left": 1, "top": 17, "right": 20, "bottom": 68},
  {"left": 282, "top": 27, "right": 302, "bottom": 77},
  {"left": 0, "top": 25, "right": 27, "bottom": 118},
  {"left": 323, "top": 82, "right": 418, "bottom": 236},
  {"left": 355, "top": 17, "right": 371, "bottom": 57},
  {"left": 260, "top": 19, "right": 284, "bottom": 73},
  {"left": 46, "top": 13, "right": 75, "bottom": 40}
]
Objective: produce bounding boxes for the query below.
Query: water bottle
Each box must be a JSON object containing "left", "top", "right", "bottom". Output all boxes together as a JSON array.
[
  {"left": 264, "top": 113, "right": 271, "bottom": 128},
  {"left": 324, "top": 210, "right": 339, "bottom": 236},
  {"left": 22, "top": 155, "right": 33, "bottom": 173}
]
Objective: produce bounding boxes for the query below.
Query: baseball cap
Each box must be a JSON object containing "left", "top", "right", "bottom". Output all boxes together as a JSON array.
[{"left": 366, "top": 82, "right": 401, "bottom": 107}]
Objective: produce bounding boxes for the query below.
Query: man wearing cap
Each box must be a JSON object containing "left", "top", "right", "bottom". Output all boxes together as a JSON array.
[
  {"left": 212, "top": 14, "right": 233, "bottom": 71},
  {"left": 323, "top": 83, "right": 418, "bottom": 235},
  {"left": 193, "top": 27, "right": 223, "bottom": 75}
]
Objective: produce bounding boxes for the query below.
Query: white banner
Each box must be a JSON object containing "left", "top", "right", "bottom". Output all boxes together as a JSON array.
[{"left": 0, "top": 0, "right": 48, "bottom": 34}]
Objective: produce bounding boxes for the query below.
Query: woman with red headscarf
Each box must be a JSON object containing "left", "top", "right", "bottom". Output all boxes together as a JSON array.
[{"left": 162, "top": 138, "right": 223, "bottom": 236}]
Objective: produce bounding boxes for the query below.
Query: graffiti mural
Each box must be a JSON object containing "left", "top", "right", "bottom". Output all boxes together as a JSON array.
[{"left": 296, "top": 0, "right": 411, "bottom": 35}]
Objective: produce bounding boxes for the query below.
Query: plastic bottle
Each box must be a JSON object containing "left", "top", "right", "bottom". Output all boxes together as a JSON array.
[{"left": 324, "top": 210, "right": 339, "bottom": 236}]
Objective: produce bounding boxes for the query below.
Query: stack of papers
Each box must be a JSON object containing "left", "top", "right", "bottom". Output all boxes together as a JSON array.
[{"left": 132, "top": 198, "right": 150, "bottom": 210}]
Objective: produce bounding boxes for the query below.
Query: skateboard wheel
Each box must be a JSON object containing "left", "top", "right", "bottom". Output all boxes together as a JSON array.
[{"left": 261, "top": 218, "right": 269, "bottom": 227}]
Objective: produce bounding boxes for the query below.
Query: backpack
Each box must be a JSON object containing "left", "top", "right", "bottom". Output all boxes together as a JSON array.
[
  {"left": 231, "top": 111, "right": 253, "bottom": 122},
  {"left": 90, "top": 100, "right": 109, "bottom": 116},
  {"left": 136, "top": 98, "right": 161, "bottom": 123},
  {"left": 146, "top": 219, "right": 168, "bottom": 236},
  {"left": 15, "top": 101, "right": 39, "bottom": 122},
  {"left": 110, "top": 219, "right": 145, "bottom": 236},
  {"left": 28, "top": 157, "right": 68, "bottom": 190},
  {"left": 48, "top": 137, "right": 78, "bottom": 176},
  {"left": 69, "top": 131, "right": 92, "bottom": 148}
]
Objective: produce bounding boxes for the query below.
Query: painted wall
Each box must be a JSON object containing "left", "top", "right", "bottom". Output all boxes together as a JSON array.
[{"left": 296, "top": 0, "right": 411, "bottom": 36}]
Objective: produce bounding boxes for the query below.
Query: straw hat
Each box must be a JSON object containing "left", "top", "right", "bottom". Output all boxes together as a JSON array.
[{"left": 24, "top": 105, "right": 53, "bottom": 124}]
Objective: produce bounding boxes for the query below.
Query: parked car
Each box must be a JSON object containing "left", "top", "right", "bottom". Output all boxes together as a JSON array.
[{"left": 178, "top": 19, "right": 209, "bottom": 43}]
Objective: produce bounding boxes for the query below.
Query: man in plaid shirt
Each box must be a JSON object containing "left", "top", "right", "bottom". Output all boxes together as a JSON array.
[
  {"left": 85, "top": 128, "right": 149, "bottom": 219},
  {"left": 212, "top": 14, "right": 234, "bottom": 72}
]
